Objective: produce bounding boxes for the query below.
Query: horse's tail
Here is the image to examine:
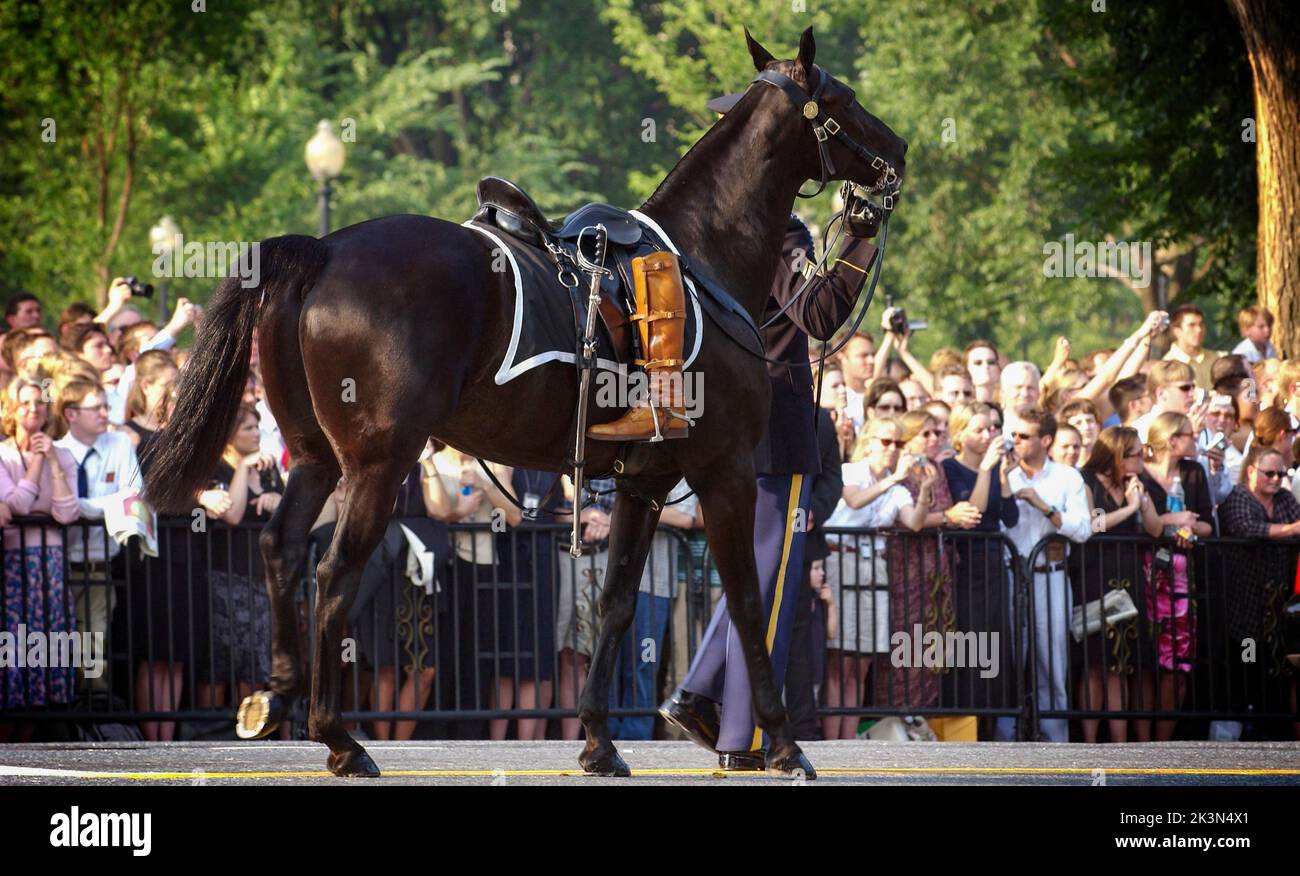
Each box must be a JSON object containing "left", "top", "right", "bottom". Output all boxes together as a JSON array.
[{"left": 142, "top": 235, "right": 328, "bottom": 513}]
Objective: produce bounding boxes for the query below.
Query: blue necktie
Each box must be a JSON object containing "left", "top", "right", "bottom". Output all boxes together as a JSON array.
[{"left": 77, "top": 448, "right": 95, "bottom": 498}]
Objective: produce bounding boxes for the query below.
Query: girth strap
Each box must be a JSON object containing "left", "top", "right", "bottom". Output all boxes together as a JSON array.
[{"left": 474, "top": 458, "right": 568, "bottom": 521}]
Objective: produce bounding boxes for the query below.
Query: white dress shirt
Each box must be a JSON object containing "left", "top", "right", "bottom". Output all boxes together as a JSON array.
[
  {"left": 1132, "top": 408, "right": 1159, "bottom": 443},
  {"left": 845, "top": 385, "right": 866, "bottom": 432},
  {"left": 1231, "top": 337, "right": 1277, "bottom": 365},
  {"left": 54, "top": 430, "right": 143, "bottom": 562},
  {"left": 1002, "top": 459, "right": 1091, "bottom": 562}
]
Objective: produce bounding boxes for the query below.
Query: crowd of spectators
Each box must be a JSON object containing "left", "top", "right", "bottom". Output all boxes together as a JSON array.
[
  {"left": 807, "top": 302, "right": 1299, "bottom": 742},
  {"left": 1, "top": 279, "right": 1296, "bottom": 746}
]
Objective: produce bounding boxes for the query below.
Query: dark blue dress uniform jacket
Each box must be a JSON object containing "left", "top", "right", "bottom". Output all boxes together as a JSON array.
[{"left": 752, "top": 214, "right": 877, "bottom": 476}]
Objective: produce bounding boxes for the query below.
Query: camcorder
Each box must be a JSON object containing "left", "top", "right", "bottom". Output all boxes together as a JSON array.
[{"left": 887, "top": 305, "right": 928, "bottom": 335}]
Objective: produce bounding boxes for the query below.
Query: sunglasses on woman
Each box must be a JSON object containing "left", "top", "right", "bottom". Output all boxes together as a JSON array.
[{"left": 872, "top": 437, "right": 905, "bottom": 448}]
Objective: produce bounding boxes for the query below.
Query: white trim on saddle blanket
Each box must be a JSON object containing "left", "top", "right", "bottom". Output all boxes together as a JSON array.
[{"left": 462, "top": 220, "right": 703, "bottom": 385}]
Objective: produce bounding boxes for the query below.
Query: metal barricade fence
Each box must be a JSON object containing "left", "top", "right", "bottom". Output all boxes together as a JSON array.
[
  {"left": 316, "top": 520, "right": 703, "bottom": 734},
  {"left": 2, "top": 514, "right": 1295, "bottom": 741},
  {"left": 1024, "top": 532, "right": 1299, "bottom": 740},
  {"left": 743, "top": 527, "right": 1028, "bottom": 737},
  {"left": 0, "top": 515, "right": 278, "bottom": 728}
]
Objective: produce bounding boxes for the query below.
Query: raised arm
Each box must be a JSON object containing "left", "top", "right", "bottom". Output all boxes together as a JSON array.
[
  {"left": 873, "top": 330, "right": 895, "bottom": 381},
  {"left": 1076, "top": 311, "right": 1164, "bottom": 415},
  {"left": 887, "top": 324, "right": 934, "bottom": 395},
  {"left": 1040, "top": 337, "right": 1072, "bottom": 391}
]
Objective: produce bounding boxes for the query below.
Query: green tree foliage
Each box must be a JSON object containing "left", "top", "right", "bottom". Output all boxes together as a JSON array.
[
  {"left": 0, "top": 0, "right": 1262, "bottom": 366},
  {"left": 1040, "top": 0, "right": 1258, "bottom": 343}
]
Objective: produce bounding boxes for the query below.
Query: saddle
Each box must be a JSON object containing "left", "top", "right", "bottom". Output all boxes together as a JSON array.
[
  {"left": 472, "top": 176, "right": 651, "bottom": 365},
  {"left": 469, "top": 175, "right": 762, "bottom": 372},
  {"left": 474, "top": 176, "right": 643, "bottom": 248}
]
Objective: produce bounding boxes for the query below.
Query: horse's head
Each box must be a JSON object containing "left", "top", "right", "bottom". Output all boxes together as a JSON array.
[{"left": 728, "top": 27, "right": 907, "bottom": 214}]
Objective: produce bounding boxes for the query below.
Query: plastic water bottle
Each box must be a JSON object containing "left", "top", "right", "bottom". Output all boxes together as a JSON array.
[{"left": 1167, "top": 474, "right": 1185, "bottom": 513}]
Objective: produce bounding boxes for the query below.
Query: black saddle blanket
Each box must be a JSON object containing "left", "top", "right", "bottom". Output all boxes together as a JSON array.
[{"left": 464, "top": 219, "right": 702, "bottom": 385}]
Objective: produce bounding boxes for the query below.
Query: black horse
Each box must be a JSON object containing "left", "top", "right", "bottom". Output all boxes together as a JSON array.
[{"left": 143, "top": 27, "right": 906, "bottom": 778}]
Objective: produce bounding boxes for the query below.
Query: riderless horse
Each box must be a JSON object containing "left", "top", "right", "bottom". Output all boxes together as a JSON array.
[{"left": 143, "top": 27, "right": 906, "bottom": 777}]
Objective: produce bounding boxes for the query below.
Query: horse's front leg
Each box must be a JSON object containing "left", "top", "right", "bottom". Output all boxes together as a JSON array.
[{"left": 577, "top": 478, "right": 675, "bottom": 776}]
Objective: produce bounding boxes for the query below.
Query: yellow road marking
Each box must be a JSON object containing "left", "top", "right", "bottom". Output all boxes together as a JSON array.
[{"left": 31, "top": 766, "right": 1300, "bottom": 780}]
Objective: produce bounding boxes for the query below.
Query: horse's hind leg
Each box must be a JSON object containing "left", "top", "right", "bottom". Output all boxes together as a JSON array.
[
  {"left": 308, "top": 462, "right": 405, "bottom": 777},
  {"left": 237, "top": 269, "right": 342, "bottom": 740},
  {"left": 577, "top": 478, "right": 676, "bottom": 776},
  {"left": 236, "top": 455, "right": 339, "bottom": 740},
  {"left": 690, "top": 458, "right": 813, "bottom": 777}
]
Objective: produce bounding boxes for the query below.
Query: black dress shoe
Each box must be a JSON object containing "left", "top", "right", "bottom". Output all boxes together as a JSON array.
[
  {"left": 718, "top": 750, "right": 765, "bottom": 771},
  {"left": 658, "top": 689, "right": 720, "bottom": 753}
]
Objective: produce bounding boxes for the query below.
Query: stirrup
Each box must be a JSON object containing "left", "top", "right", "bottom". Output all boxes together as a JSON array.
[{"left": 648, "top": 398, "right": 665, "bottom": 443}]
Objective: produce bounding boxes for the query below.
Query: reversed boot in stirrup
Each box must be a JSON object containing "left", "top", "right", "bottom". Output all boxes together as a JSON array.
[{"left": 587, "top": 251, "right": 692, "bottom": 442}]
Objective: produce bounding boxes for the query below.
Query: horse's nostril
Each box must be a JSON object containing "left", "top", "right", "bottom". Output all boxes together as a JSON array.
[{"left": 901, "top": 141, "right": 909, "bottom": 157}]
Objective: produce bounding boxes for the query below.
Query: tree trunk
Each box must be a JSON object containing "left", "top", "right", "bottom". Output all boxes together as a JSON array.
[{"left": 1228, "top": 0, "right": 1300, "bottom": 356}]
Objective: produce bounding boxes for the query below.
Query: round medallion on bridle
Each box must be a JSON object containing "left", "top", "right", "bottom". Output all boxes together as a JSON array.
[{"left": 802, "top": 100, "right": 819, "bottom": 119}]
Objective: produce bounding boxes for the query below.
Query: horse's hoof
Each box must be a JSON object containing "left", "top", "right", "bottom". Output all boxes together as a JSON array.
[
  {"left": 327, "top": 749, "right": 381, "bottom": 778},
  {"left": 235, "top": 690, "right": 288, "bottom": 740},
  {"left": 579, "top": 744, "right": 631, "bottom": 777},
  {"left": 765, "top": 748, "right": 816, "bottom": 781}
]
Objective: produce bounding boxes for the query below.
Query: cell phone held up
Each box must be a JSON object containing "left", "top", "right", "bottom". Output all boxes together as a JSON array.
[{"left": 906, "top": 454, "right": 926, "bottom": 479}]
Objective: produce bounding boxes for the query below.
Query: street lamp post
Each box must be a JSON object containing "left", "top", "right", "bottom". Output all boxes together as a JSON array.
[
  {"left": 305, "top": 120, "right": 345, "bottom": 237},
  {"left": 149, "top": 215, "right": 182, "bottom": 323}
]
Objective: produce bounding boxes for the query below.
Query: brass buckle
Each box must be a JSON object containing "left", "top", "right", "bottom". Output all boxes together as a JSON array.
[{"left": 824, "top": 117, "right": 840, "bottom": 135}]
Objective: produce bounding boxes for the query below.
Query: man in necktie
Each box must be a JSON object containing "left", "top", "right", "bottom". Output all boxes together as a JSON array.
[{"left": 54, "top": 379, "right": 143, "bottom": 691}]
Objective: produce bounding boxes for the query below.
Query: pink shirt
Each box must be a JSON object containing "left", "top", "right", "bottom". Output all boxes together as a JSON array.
[{"left": 0, "top": 440, "right": 81, "bottom": 551}]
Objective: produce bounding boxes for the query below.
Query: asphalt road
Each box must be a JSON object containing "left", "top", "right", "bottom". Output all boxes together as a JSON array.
[{"left": 3, "top": 739, "right": 1299, "bottom": 786}]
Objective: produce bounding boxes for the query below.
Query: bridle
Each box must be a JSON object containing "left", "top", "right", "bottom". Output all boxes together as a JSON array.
[
  {"left": 752, "top": 64, "right": 902, "bottom": 210},
  {"left": 747, "top": 64, "right": 902, "bottom": 351}
]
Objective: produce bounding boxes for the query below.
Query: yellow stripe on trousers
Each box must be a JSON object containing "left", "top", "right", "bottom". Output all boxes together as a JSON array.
[{"left": 750, "top": 473, "right": 804, "bottom": 753}]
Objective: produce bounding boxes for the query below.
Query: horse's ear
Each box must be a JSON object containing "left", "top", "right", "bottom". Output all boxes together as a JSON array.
[
  {"left": 792, "top": 27, "right": 816, "bottom": 83},
  {"left": 744, "top": 27, "right": 776, "bottom": 72}
]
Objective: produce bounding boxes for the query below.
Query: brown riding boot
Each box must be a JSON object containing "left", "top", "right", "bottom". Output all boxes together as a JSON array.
[{"left": 587, "top": 251, "right": 691, "bottom": 442}]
